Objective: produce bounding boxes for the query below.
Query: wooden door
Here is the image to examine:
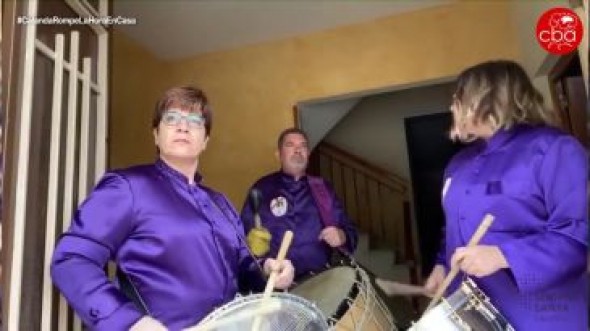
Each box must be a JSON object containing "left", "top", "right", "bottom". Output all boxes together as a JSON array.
[
  {"left": 549, "top": 52, "right": 588, "bottom": 147},
  {"left": 1, "top": 1, "right": 109, "bottom": 330}
]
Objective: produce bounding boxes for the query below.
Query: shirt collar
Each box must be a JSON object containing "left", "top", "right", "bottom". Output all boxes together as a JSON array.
[
  {"left": 279, "top": 170, "right": 307, "bottom": 184},
  {"left": 156, "top": 158, "right": 203, "bottom": 185},
  {"left": 481, "top": 124, "right": 526, "bottom": 154}
]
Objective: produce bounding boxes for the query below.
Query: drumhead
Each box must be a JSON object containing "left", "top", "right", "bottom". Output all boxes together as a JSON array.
[
  {"left": 290, "top": 266, "right": 357, "bottom": 319},
  {"left": 197, "top": 292, "right": 329, "bottom": 331}
]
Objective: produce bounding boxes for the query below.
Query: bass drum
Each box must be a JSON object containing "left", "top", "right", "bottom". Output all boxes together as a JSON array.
[{"left": 291, "top": 265, "right": 397, "bottom": 330}]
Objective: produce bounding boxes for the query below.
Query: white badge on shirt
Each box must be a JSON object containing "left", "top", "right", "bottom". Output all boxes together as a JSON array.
[
  {"left": 442, "top": 177, "right": 452, "bottom": 201},
  {"left": 270, "top": 196, "right": 288, "bottom": 217}
]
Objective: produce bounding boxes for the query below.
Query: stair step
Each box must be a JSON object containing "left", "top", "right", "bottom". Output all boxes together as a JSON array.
[
  {"left": 353, "top": 232, "right": 410, "bottom": 281},
  {"left": 356, "top": 232, "right": 370, "bottom": 252}
]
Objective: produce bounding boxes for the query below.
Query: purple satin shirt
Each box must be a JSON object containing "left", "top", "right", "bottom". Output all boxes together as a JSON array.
[
  {"left": 51, "top": 160, "right": 264, "bottom": 330},
  {"left": 241, "top": 172, "right": 358, "bottom": 279},
  {"left": 438, "top": 125, "right": 588, "bottom": 330}
]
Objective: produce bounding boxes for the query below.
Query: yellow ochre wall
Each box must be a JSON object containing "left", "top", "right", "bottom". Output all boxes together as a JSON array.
[
  {"left": 110, "top": 2, "right": 522, "bottom": 206},
  {"left": 110, "top": 30, "right": 171, "bottom": 169}
]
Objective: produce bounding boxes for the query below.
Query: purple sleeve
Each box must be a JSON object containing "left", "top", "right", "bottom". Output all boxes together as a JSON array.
[
  {"left": 50, "top": 173, "right": 143, "bottom": 330},
  {"left": 499, "top": 136, "right": 588, "bottom": 293},
  {"left": 240, "top": 188, "right": 256, "bottom": 236},
  {"left": 436, "top": 159, "right": 460, "bottom": 269},
  {"left": 216, "top": 192, "right": 266, "bottom": 291}
]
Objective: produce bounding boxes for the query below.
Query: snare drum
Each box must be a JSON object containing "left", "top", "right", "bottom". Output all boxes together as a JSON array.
[
  {"left": 409, "top": 278, "right": 514, "bottom": 331},
  {"left": 193, "top": 292, "right": 329, "bottom": 331},
  {"left": 291, "top": 265, "right": 397, "bottom": 330}
]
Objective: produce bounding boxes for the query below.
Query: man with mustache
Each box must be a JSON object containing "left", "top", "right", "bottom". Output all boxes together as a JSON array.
[{"left": 241, "top": 128, "right": 358, "bottom": 281}]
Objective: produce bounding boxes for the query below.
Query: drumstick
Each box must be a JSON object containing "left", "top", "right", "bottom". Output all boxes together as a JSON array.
[
  {"left": 375, "top": 278, "right": 426, "bottom": 297},
  {"left": 251, "top": 188, "right": 263, "bottom": 229},
  {"left": 251, "top": 230, "right": 294, "bottom": 331},
  {"left": 424, "top": 214, "right": 494, "bottom": 312},
  {"left": 262, "top": 230, "right": 293, "bottom": 297}
]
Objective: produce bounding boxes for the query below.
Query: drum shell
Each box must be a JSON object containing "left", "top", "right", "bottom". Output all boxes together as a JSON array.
[
  {"left": 291, "top": 265, "right": 397, "bottom": 331},
  {"left": 409, "top": 278, "right": 514, "bottom": 331}
]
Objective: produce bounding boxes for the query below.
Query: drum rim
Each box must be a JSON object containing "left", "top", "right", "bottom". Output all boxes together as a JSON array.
[
  {"left": 417, "top": 277, "right": 515, "bottom": 331},
  {"left": 198, "top": 292, "right": 330, "bottom": 328}
]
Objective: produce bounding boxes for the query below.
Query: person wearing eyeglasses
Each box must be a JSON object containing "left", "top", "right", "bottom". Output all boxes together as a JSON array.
[
  {"left": 51, "top": 86, "right": 295, "bottom": 331},
  {"left": 423, "top": 60, "right": 587, "bottom": 330}
]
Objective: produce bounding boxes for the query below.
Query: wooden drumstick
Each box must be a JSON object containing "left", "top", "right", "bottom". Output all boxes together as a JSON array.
[
  {"left": 424, "top": 214, "right": 494, "bottom": 312},
  {"left": 375, "top": 279, "right": 427, "bottom": 297},
  {"left": 251, "top": 230, "right": 294, "bottom": 331},
  {"left": 262, "top": 230, "right": 293, "bottom": 297}
]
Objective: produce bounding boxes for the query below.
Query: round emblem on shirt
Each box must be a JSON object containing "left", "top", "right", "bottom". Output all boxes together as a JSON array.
[{"left": 270, "top": 196, "right": 288, "bottom": 217}]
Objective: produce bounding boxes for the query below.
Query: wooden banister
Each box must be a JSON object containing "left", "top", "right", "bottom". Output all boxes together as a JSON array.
[
  {"left": 315, "top": 143, "right": 408, "bottom": 194},
  {"left": 309, "top": 141, "right": 414, "bottom": 264}
]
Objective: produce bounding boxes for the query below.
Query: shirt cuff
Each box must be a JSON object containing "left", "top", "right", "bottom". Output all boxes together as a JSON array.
[{"left": 93, "top": 301, "right": 144, "bottom": 331}]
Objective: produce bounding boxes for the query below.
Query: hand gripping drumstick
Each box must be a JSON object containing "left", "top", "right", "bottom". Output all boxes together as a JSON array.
[
  {"left": 424, "top": 214, "right": 494, "bottom": 312},
  {"left": 251, "top": 230, "right": 294, "bottom": 331},
  {"left": 262, "top": 230, "right": 293, "bottom": 296},
  {"left": 187, "top": 231, "right": 293, "bottom": 331}
]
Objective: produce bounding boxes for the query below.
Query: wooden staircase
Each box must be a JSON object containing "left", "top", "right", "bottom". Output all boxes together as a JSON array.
[{"left": 308, "top": 142, "right": 419, "bottom": 277}]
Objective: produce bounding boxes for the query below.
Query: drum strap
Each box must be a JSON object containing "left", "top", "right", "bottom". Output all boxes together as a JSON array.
[
  {"left": 308, "top": 176, "right": 356, "bottom": 268},
  {"left": 205, "top": 187, "right": 266, "bottom": 280},
  {"left": 116, "top": 268, "right": 150, "bottom": 315},
  {"left": 308, "top": 176, "right": 356, "bottom": 259},
  {"left": 307, "top": 176, "right": 337, "bottom": 227}
]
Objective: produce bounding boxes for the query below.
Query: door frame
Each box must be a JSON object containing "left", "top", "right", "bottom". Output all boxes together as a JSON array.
[{"left": 1, "top": 0, "right": 110, "bottom": 329}]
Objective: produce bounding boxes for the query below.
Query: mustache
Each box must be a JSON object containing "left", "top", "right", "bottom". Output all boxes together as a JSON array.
[{"left": 290, "top": 154, "right": 306, "bottom": 163}]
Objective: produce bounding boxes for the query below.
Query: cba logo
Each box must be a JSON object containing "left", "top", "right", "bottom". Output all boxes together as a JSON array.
[{"left": 536, "top": 7, "right": 583, "bottom": 55}]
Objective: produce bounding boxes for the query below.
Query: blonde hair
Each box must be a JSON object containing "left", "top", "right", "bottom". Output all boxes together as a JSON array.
[{"left": 450, "top": 60, "right": 556, "bottom": 142}]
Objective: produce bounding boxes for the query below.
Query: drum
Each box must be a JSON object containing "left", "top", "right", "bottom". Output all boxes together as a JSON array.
[
  {"left": 409, "top": 278, "right": 514, "bottom": 331},
  {"left": 193, "top": 292, "right": 329, "bottom": 331},
  {"left": 290, "top": 265, "right": 397, "bottom": 330}
]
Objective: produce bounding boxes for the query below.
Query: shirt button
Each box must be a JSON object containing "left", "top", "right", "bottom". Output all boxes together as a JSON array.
[
  {"left": 465, "top": 189, "right": 471, "bottom": 194},
  {"left": 89, "top": 308, "right": 99, "bottom": 318}
]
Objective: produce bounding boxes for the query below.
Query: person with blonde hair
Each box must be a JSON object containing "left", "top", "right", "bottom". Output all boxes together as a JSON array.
[{"left": 424, "top": 60, "right": 587, "bottom": 330}]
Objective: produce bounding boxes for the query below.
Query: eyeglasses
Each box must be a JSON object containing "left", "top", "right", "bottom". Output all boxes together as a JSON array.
[{"left": 161, "top": 110, "right": 205, "bottom": 129}]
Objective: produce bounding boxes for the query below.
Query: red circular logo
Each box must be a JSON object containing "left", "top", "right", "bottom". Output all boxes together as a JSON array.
[{"left": 536, "top": 7, "right": 584, "bottom": 55}]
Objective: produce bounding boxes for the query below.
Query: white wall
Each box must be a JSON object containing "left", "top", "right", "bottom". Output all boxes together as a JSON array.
[
  {"left": 315, "top": 2, "right": 585, "bottom": 181},
  {"left": 299, "top": 98, "right": 360, "bottom": 150},
  {"left": 324, "top": 82, "right": 455, "bottom": 179}
]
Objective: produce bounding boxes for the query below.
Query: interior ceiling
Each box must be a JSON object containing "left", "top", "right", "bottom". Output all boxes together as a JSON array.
[{"left": 113, "top": 0, "right": 450, "bottom": 60}]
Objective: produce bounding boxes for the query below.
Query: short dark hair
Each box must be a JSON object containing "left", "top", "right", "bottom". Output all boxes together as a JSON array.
[
  {"left": 152, "top": 86, "right": 213, "bottom": 135},
  {"left": 277, "top": 127, "right": 308, "bottom": 149}
]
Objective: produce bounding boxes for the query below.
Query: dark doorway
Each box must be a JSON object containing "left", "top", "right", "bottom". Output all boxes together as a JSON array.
[
  {"left": 548, "top": 52, "right": 588, "bottom": 148},
  {"left": 405, "top": 112, "right": 464, "bottom": 277}
]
